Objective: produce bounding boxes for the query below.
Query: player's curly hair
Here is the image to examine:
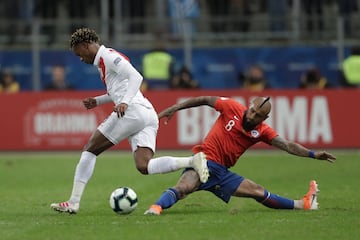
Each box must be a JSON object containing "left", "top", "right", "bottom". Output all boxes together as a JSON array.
[{"left": 70, "top": 27, "right": 100, "bottom": 48}]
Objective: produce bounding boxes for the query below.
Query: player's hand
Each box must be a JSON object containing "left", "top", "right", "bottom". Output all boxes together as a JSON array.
[
  {"left": 114, "top": 103, "right": 128, "bottom": 118},
  {"left": 315, "top": 151, "right": 336, "bottom": 163},
  {"left": 83, "top": 98, "right": 97, "bottom": 109},
  {"left": 158, "top": 106, "right": 177, "bottom": 125}
]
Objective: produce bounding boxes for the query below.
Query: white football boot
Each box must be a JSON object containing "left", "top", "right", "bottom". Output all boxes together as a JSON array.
[
  {"left": 191, "top": 152, "right": 210, "bottom": 183},
  {"left": 50, "top": 201, "right": 79, "bottom": 214}
]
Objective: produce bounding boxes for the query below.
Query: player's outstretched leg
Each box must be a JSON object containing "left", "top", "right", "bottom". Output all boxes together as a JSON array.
[
  {"left": 190, "top": 152, "right": 209, "bottom": 183},
  {"left": 255, "top": 180, "right": 320, "bottom": 210},
  {"left": 303, "top": 180, "right": 319, "bottom": 210},
  {"left": 50, "top": 201, "right": 79, "bottom": 214}
]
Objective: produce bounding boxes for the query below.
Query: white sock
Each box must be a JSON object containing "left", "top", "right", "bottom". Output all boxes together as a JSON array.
[
  {"left": 69, "top": 151, "right": 96, "bottom": 203},
  {"left": 69, "top": 181, "right": 86, "bottom": 204},
  {"left": 147, "top": 156, "right": 193, "bottom": 174}
]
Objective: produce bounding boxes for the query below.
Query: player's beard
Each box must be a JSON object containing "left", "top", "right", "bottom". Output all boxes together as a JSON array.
[{"left": 242, "top": 111, "right": 256, "bottom": 131}]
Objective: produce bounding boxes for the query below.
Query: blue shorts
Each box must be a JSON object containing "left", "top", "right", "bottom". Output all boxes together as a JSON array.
[{"left": 185, "top": 160, "right": 244, "bottom": 203}]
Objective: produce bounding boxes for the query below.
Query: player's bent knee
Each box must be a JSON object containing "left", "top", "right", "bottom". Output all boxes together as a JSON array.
[
  {"left": 135, "top": 164, "right": 149, "bottom": 175},
  {"left": 134, "top": 157, "right": 150, "bottom": 174},
  {"left": 134, "top": 148, "right": 153, "bottom": 175}
]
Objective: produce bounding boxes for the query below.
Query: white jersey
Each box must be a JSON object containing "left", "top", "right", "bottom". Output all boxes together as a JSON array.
[
  {"left": 93, "top": 45, "right": 158, "bottom": 152},
  {"left": 93, "top": 45, "right": 152, "bottom": 108}
]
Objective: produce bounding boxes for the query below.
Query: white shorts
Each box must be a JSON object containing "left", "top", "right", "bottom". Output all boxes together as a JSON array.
[{"left": 98, "top": 103, "right": 159, "bottom": 152}]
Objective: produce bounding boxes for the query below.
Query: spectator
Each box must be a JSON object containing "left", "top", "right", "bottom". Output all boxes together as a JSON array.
[
  {"left": 2, "top": 0, "right": 20, "bottom": 44},
  {"left": 34, "top": 0, "right": 59, "bottom": 45},
  {"left": 267, "top": 0, "right": 288, "bottom": 32},
  {"left": 65, "top": 0, "right": 89, "bottom": 33},
  {"left": 299, "top": 68, "right": 330, "bottom": 89},
  {"left": 302, "top": 0, "right": 324, "bottom": 34},
  {"left": 340, "top": 46, "right": 360, "bottom": 87},
  {"left": 168, "top": 0, "right": 200, "bottom": 37},
  {"left": 229, "top": 0, "right": 251, "bottom": 32},
  {"left": 0, "top": 71, "right": 20, "bottom": 93},
  {"left": 206, "top": 0, "right": 230, "bottom": 32},
  {"left": 18, "top": 0, "right": 34, "bottom": 34},
  {"left": 238, "top": 65, "right": 269, "bottom": 92},
  {"left": 142, "top": 40, "right": 175, "bottom": 90},
  {"left": 337, "top": 0, "right": 358, "bottom": 37},
  {"left": 171, "top": 65, "right": 199, "bottom": 89},
  {"left": 45, "top": 65, "right": 75, "bottom": 91},
  {"left": 120, "top": 0, "right": 146, "bottom": 33}
]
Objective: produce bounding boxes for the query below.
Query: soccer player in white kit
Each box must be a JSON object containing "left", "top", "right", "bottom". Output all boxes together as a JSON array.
[{"left": 51, "top": 28, "right": 209, "bottom": 214}]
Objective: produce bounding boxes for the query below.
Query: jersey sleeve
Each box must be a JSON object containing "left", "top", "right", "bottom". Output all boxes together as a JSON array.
[
  {"left": 214, "top": 97, "right": 232, "bottom": 113},
  {"left": 106, "top": 51, "right": 143, "bottom": 105},
  {"left": 260, "top": 124, "right": 278, "bottom": 145},
  {"left": 106, "top": 51, "right": 132, "bottom": 75}
]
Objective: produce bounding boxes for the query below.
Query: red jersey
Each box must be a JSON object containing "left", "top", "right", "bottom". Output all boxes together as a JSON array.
[{"left": 192, "top": 97, "right": 278, "bottom": 168}]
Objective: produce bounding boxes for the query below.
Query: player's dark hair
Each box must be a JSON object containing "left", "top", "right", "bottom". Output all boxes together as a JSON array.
[
  {"left": 70, "top": 28, "right": 100, "bottom": 48},
  {"left": 259, "top": 97, "right": 270, "bottom": 108}
]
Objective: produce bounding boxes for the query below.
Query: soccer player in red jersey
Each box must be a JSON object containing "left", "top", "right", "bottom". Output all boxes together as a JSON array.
[{"left": 144, "top": 96, "right": 336, "bottom": 215}]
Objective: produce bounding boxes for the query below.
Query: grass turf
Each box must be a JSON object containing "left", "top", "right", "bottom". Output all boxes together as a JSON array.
[{"left": 0, "top": 150, "right": 359, "bottom": 240}]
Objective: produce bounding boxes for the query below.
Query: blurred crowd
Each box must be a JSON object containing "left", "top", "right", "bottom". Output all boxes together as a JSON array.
[
  {"left": 0, "top": 71, "right": 20, "bottom": 94},
  {"left": 2, "top": 45, "right": 359, "bottom": 93},
  {"left": 0, "top": 0, "right": 359, "bottom": 45},
  {"left": 1, "top": 0, "right": 360, "bottom": 93}
]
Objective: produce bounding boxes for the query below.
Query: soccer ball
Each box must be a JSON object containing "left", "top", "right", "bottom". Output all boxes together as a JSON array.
[{"left": 109, "top": 187, "right": 138, "bottom": 214}]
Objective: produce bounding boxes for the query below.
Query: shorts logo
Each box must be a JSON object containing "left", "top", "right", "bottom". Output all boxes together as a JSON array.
[
  {"left": 251, "top": 130, "right": 260, "bottom": 138},
  {"left": 113, "top": 57, "right": 122, "bottom": 65}
]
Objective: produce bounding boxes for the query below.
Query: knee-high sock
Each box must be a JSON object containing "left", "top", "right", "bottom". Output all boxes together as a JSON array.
[
  {"left": 69, "top": 151, "right": 96, "bottom": 203},
  {"left": 155, "top": 188, "right": 180, "bottom": 209},
  {"left": 147, "top": 156, "right": 192, "bottom": 174},
  {"left": 255, "top": 190, "right": 294, "bottom": 209}
]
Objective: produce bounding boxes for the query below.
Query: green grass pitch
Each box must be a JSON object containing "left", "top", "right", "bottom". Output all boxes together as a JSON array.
[{"left": 0, "top": 150, "right": 359, "bottom": 240}]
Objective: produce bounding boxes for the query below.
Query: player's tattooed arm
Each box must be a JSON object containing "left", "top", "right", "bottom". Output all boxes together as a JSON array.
[
  {"left": 271, "top": 136, "right": 310, "bottom": 157},
  {"left": 271, "top": 136, "right": 336, "bottom": 162},
  {"left": 158, "top": 96, "right": 217, "bottom": 124}
]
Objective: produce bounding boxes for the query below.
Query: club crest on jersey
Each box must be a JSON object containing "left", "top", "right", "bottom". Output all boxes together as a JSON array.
[
  {"left": 251, "top": 130, "right": 260, "bottom": 138},
  {"left": 113, "top": 57, "right": 122, "bottom": 65}
]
